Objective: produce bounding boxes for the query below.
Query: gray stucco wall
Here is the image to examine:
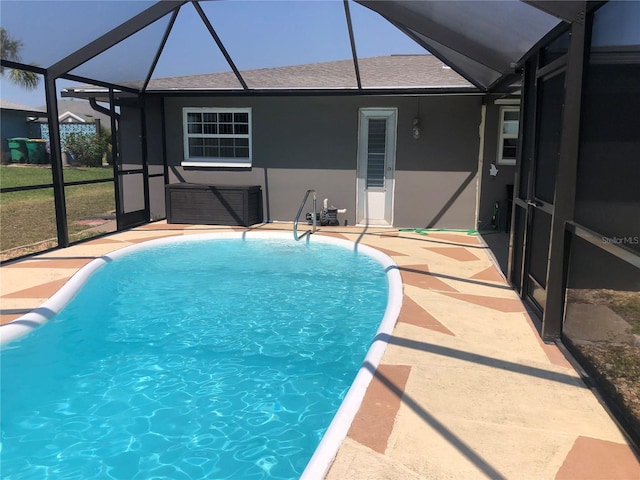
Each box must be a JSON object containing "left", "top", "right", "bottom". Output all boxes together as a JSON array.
[
  {"left": 150, "top": 94, "right": 482, "bottom": 229},
  {"left": 477, "top": 97, "right": 518, "bottom": 233}
]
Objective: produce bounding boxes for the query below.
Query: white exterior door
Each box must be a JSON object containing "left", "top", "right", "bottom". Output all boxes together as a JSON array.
[{"left": 356, "top": 108, "right": 397, "bottom": 226}]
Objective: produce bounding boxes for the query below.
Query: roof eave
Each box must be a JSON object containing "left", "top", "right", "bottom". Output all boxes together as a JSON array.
[
  {"left": 63, "top": 85, "right": 481, "bottom": 99},
  {"left": 0, "top": 107, "right": 48, "bottom": 116}
]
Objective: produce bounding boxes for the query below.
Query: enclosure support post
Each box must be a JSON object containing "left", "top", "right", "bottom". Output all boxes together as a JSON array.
[
  {"left": 109, "top": 89, "right": 123, "bottom": 231},
  {"left": 139, "top": 95, "right": 151, "bottom": 222},
  {"left": 541, "top": 15, "right": 588, "bottom": 341},
  {"left": 44, "top": 73, "right": 69, "bottom": 248}
]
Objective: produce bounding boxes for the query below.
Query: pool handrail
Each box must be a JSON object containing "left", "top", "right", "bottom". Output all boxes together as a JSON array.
[{"left": 293, "top": 189, "right": 317, "bottom": 241}]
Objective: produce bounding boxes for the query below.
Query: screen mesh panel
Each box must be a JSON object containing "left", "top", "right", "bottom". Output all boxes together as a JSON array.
[
  {"left": 0, "top": 1, "right": 156, "bottom": 69},
  {"left": 357, "top": 0, "right": 561, "bottom": 89},
  {"left": 69, "top": 15, "right": 172, "bottom": 91},
  {"left": 200, "top": 0, "right": 356, "bottom": 89},
  {"left": 1, "top": 1, "right": 565, "bottom": 95},
  {"left": 149, "top": 2, "right": 241, "bottom": 87}
]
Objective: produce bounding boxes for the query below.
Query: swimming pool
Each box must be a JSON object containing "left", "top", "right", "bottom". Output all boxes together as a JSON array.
[{"left": 0, "top": 232, "right": 402, "bottom": 479}]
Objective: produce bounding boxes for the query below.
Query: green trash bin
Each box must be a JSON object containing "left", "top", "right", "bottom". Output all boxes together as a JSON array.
[
  {"left": 26, "top": 139, "right": 48, "bottom": 164},
  {"left": 7, "top": 138, "right": 28, "bottom": 163}
]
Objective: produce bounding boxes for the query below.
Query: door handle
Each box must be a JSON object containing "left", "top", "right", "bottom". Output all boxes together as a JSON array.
[{"left": 526, "top": 199, "right": 543, "bottom": 207}]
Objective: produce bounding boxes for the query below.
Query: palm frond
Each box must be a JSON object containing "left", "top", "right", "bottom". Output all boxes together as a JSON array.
[{"left": 8, "top": 68, "right": 39, "bottom": 90}]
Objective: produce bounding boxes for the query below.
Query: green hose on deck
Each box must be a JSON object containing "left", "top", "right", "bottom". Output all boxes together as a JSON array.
[{"left": 398, "top": 228, "right": 478, "bottom": 236}]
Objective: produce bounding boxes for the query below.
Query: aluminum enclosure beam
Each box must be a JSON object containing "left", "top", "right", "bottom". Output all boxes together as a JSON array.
[
  {"left": 44, "top": 74, "right": 69, "bottom": 248},
  {"left": 343, "top": 0, "right": 362, "bottom": 90}
]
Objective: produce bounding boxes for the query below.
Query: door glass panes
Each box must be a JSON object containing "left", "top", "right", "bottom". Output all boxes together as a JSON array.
[
  {"left": 534, "top": 72, "right": 565, "bottom": 203},
  {"left": 366, "top": 119, "right": 386, "bottom": 188}
]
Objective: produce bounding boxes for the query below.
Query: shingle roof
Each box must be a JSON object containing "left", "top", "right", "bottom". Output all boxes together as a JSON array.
[
  {"left": 0, "top": 99, "right": 46, "bottom": 113},
  {"left": 35, "top": 100, "right": 111, "bottom": 125},
  {"left": 145, "top": 55, "right": 475, "bottom": 91}
]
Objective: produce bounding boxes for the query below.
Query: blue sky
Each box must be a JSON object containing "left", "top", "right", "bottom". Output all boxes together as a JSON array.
[{"left": 1, "top": 0, "right": 426, "bottom": 107}]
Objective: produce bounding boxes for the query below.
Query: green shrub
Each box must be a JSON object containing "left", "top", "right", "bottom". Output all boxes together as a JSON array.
[{"left": 64, "top": 132, "right": 108, "bottom": 167}]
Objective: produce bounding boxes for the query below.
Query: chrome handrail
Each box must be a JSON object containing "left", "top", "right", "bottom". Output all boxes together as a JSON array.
[{"left": 293, "top": 189, "right": 317, "bottom": 241}]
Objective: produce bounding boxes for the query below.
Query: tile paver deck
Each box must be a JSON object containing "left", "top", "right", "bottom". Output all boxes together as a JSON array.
[{"left": 1, "top": 222, "right": 639, "bottom": 479}]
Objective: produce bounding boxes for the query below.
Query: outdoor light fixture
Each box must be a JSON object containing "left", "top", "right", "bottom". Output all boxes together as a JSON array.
[
  {"left": 412, "top": 117, "right": 421, "bottom": 140},
  {"left": 412, "top": 97, "right": 421, "bottom": 140}
]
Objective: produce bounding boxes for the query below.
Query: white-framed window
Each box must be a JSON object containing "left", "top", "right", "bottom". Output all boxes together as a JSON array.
[
  {"left": 182, "top": 107, "right": 252, "bottom": 167},
  {"left": 497, "top": 106, "right": 519, "bottom": 165}
]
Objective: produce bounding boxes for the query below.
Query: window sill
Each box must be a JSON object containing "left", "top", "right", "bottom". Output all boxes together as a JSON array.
[
  {"left": 496, "top": 159, "right": 516, "bottom": 166},
  {"left": 181, "top": 161, "right": 252, "bottom": 168}
]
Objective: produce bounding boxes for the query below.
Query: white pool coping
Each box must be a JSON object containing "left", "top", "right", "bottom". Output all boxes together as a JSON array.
[{"left": 0, "top": 231, "right": 403, "bottom": 479}]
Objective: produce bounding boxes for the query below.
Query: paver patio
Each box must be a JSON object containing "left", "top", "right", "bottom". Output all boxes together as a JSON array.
[{"left": 1, "top": 222, "right": 638, "bottom": 479}]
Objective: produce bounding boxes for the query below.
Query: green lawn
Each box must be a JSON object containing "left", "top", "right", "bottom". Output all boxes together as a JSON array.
[
  {"left": 1, "top": 165, "right": 116, "bottom": 260},
  {"left": 1, "top": 164, "right": 113, "bottom": 189}
]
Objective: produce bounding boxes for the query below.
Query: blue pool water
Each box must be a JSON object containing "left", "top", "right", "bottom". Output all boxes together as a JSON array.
[{"left": 0, "top": 237, "right": 388, "bottom": 479}]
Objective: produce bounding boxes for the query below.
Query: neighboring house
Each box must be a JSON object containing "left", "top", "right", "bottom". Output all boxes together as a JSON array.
[
  {"left": 34, "top": 100, "right": 109, "bottom": 161},
  {"left": 0, "top": 100, "right": 46, "bottom": 163},
  {"left": 36, "top": 100, "right": 111, "bottom": 128},
  {"left": 1, "top": 99, "right": 110, "bottom": 164},
  {"left": 66, "top": 55, "right": 518, "bottom": 232}
]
